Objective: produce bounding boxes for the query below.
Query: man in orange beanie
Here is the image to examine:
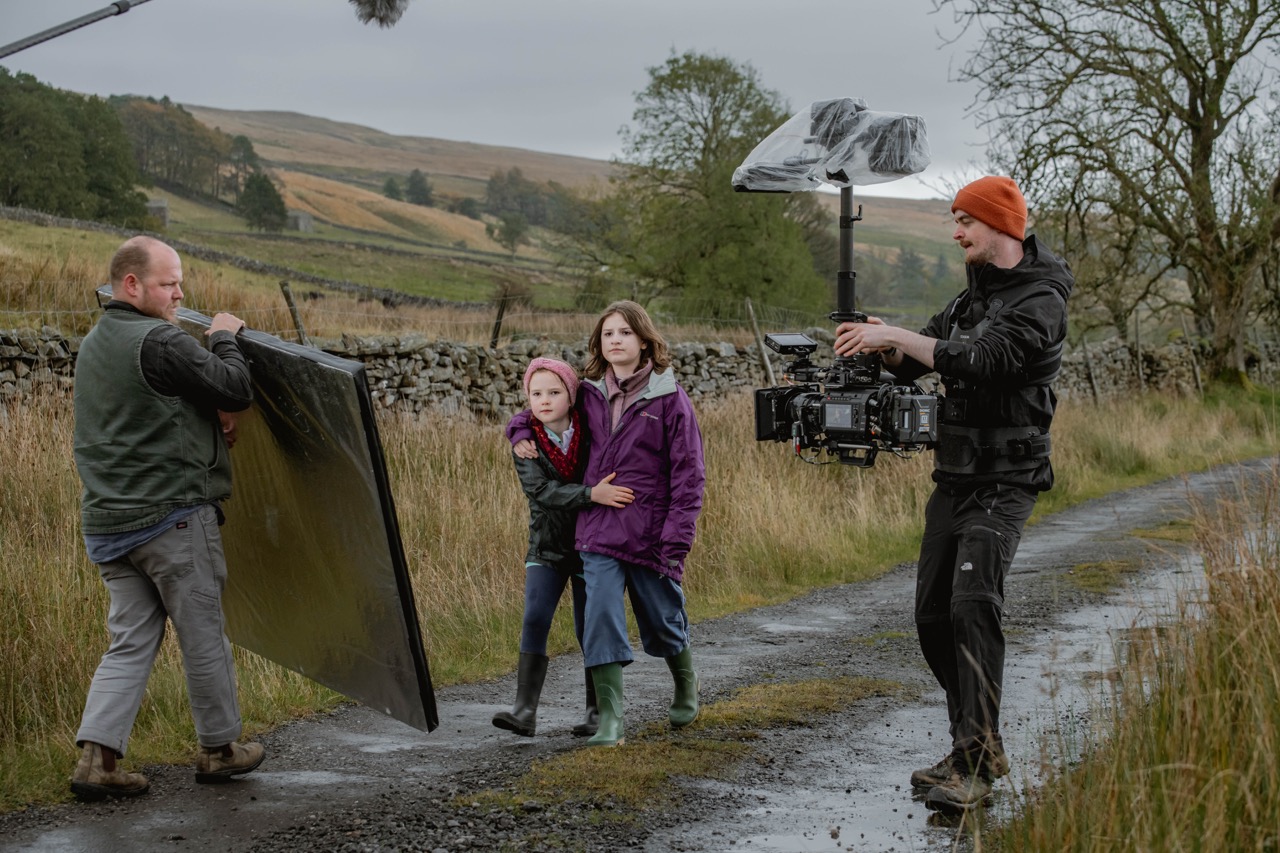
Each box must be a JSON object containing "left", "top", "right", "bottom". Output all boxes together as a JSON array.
[{"left": 833, "top": 176, "right": 1073, "bottom": 814}]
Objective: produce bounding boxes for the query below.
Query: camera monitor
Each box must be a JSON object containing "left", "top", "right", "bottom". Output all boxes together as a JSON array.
[{"left": 765, "top": 333, "right": 819, "bottom": 355}]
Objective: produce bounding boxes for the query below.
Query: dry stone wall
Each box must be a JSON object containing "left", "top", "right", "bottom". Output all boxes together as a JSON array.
[{"left": 7, "top": 324, "right": 1275, "bottom": 418}]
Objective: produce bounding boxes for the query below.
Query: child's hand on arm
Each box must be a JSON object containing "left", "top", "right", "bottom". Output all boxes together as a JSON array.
[
  {"left": 590, "top": 472, "right": 634, "bottom": 508},
  {"left": 513, "top": 439, "right": 537, "bottom": 460}
]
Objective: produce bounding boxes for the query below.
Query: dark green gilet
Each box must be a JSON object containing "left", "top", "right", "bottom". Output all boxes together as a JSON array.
[{"left": 73, "top": 309, "right": 232, "bottom": 534}]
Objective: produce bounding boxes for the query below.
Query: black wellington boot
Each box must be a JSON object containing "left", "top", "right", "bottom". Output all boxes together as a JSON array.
[
  {"left": 571, "top": 668, "right": 599, "bottom": 737},
  {"left": 492, "top": 652, "right": 549, "bottom": 737}
]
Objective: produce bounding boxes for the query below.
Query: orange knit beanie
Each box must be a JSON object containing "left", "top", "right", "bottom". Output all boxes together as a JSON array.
[{"left": 951, "top": 176, "right": 1027, "bottom": 240}]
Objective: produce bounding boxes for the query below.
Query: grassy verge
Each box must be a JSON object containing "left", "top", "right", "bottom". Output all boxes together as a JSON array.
[
  {"left": 472, "top": 677, "right": 909, "bottom": 814},
  {"left": 989, "top": 458, "right": 1280, "bottom": 851},
  {"left": 1, "top": 381, "right": 1276, "bottom": 810}
]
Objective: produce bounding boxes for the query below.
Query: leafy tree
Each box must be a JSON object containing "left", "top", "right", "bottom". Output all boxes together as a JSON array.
[
  {"left": 0, "top": 69, "right": 146, "bottom": 225},
  {"left": 383, "top": 176, "right": 403, "bottom": 200},
  {"left": 228, "top": 135, "right": 260, "bottom": 202},
  {"left": 553, "top": 51, "right": 829, "bottom": 315},
  {"left": 448, "top": 196, "right": 484, "bottom": 220},
  {"left": 895, "top": 246, "right": 928, "bottom": 305},
  {"left": 111, "top": 96, "right": 233, "bottom": 199},
  {"left": 486, "top": 167, "right": 552, "bottom": 224},
  {"left": 405, "top": 168, "right": 433, "bottom": 206},
  {"left": 239, "top": 172, "right": 287, "bottom": 231},
  {"left": 938, "top": 0, "right": 1280, "bottom": 380},
  {"left": 486, "top": 212, "right": 530, "bottom": 256}
]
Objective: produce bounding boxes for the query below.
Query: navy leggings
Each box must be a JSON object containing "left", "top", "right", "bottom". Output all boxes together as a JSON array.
[{"left": 519, "top": 563, "right": 587, "bottom": 656}]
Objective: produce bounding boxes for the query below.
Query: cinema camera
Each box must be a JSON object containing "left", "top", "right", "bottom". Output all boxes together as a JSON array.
[{"left": 733, "top": 98, "right": 938, "bottom": 467}]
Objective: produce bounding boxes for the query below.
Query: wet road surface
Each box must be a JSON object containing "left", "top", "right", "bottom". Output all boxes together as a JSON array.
[{"left": 2, "top": 458, "right": 1273, "bottom": 852}]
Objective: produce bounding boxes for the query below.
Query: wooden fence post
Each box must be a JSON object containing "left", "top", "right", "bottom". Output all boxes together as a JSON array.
[
  {"left": 1082, "top": 340, "right": 1101, "bottom": 405},
  {"left": 1179, "top": 313, "right": 1203, "bottom": 396},
  {"left": 279, "top": 280, "right": 310, "bottom": 347},
  {"left": 1133, "top": 313, "right": 1144, "bottom": 389},
  {"left": 745, "top": 298, "right": 775, "bottom": 385},
  {"left": 489, "top": 294, "right": 507, "bottom": 349}
]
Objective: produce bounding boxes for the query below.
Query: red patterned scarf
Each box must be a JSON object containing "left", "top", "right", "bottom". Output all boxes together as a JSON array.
[{"left": 530, "top": 408, "right": 585, "bottom": 482}]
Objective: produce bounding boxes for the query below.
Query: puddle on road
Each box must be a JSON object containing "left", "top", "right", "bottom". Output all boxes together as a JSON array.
[{"left": 653, "top": 556, "right": 1205, "bottom": 853}]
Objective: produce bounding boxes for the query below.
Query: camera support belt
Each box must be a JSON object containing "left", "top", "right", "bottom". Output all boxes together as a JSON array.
[{"left": 934, "top": 424, "right": 1052, "bottom": 474}]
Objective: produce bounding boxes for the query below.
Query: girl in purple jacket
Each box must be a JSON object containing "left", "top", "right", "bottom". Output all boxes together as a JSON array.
[{"left": 510, "top": 300, "right": 706, "bottom": 746}]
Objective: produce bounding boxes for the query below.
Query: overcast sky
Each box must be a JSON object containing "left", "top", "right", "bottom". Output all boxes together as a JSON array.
[{"left": 2, "top": 0, "right": 991, "bottom": 200}]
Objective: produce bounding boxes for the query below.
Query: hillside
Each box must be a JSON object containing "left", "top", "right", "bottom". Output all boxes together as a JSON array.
[
  {"left": 180, "top": 105, "right": 956, "bottom": 259},
  {"left": 160, "top": 106, "right": 960, "bottom": 319},
  {"left": 183, "top": 105, "right": 618, "bottom": 199}
]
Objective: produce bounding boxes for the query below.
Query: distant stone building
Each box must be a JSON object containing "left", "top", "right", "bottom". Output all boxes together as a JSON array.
[
  {"left": 146, "top": 198, "right": 169, "bottom": 227},
  {"left": 287, "top": 209, "right": 314, "bottom": 232}
]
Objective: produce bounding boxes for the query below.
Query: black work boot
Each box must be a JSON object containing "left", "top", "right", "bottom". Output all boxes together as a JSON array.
[
  {"left": 571, "top": 668, "right": 599, "bottom": 737},
  {"left": 492, "top": 652, "right": 549, "bottom": 737}
]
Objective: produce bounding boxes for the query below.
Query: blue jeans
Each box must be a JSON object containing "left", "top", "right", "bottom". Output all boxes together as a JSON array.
[
  {"left": 519, "top": 563, "right": 586, "bottom": 656},
  {"left": 580, "top": 551, "right": 689, "bottom": 668},
  {"left": 76, "top": 505, "right": 242, "bottom": 756}
]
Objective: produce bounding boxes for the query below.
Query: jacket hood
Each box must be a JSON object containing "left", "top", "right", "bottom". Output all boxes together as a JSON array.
[
  {"left": 583, "top": 366, "right": 680, "bottom": 399},
  {"left": 966, "top": 234, "right": 1074, "bottom": 305}
]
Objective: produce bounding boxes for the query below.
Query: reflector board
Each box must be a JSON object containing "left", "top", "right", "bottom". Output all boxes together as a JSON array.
[{"left": 96, "top": 287, "right": 438, "bottom": 732}]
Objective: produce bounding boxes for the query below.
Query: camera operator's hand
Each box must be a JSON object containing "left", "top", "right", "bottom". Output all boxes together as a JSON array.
[
  {"left": 590, "top": 472, "right": 635, "bottom": 508},
  {"left": 834, "top": 316, "right": 892, "bottom": 356},
  {"left": 834, "top": 318, "right": 937, "bottom": 369},
  {"left": 513, "top": 439, "right": 537, "bottom": 460}
]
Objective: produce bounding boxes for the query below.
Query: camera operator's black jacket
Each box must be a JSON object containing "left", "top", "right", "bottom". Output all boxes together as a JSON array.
[{"left": 892, "top": 234, "right": 1074, "bottom": 492}]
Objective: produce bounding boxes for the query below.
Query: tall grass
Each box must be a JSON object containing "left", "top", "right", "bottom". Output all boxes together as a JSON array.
[
  {"left": 0, "top": 240, "right": 760, "bottom": 346},
  {"left": 992, "top": 461, "right": 1280, "bottom": 851},
  {"left": 2, "top": 384, "right": 1276, "bottom": 810}
]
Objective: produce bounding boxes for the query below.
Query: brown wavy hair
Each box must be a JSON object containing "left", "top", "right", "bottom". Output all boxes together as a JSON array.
[{"left": 583, "top": 300, "right": 671, "bottom": 380}]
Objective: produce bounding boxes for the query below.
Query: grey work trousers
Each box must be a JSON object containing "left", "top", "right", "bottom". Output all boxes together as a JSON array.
[{"left": 76, "top": 504, "right": 242, "bottom": 756}]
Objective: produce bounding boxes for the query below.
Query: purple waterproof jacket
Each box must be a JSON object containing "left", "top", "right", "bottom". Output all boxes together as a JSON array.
[{"left": 506, "top": 367, "right": 705, "bottom": 581}]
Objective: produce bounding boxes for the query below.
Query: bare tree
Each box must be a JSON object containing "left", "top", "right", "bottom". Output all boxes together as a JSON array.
[{"left": 937, "top": 0, "right": 1280, "bottom": 381}]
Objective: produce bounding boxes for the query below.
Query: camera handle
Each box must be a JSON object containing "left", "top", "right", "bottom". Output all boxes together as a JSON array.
[{"left": 827, "top": 185, "right": 882, "bottom": 385}]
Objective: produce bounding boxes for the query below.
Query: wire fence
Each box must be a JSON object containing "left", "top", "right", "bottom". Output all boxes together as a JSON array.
[{"left": 0, "top": 280, "right": 830, "bottom": 348}]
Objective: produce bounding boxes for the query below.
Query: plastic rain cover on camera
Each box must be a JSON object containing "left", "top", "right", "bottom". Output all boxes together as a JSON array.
[
  {"left": 97, "top": 288, "right": 438, "bottom": 733},
  {"left": 732, "top": 98, "right": 930, "bottom": 192}
]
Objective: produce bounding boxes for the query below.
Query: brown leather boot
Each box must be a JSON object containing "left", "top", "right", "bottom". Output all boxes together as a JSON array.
[
  {"left": 194, "top": 741, "right": 265, "bottom": 784},
  {"left": 69, "top": 742, "right": 150, "bottom": 801}
]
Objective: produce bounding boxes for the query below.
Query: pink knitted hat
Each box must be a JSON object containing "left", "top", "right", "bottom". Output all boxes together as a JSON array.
[{"left": 523, "top": 357, "right": 580, "bottom": 406}]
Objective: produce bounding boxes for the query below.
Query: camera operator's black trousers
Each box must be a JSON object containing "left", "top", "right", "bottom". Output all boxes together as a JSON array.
[{"left": 914, "top": 481, "right": 1038, "bottom": 768}]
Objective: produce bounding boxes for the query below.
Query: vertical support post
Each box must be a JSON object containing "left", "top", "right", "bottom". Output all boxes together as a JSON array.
[
  {"left": 1180, "top": 313, "right": 1203, "bottom": 396},
  {"left": 279, "top": 280, "right": 310, "bottom": 347},
  {"left": 1082, "top": 340, "right": 1100, "bottom": 405},
  {"left": 745, "top": 298, "right": 775, "bottom": 385},
  {"left": 489, "top": 293, "right": 507, "bottom": 349},
  {"left": 1133, "top": 311, "right": 1144, "bottom": 389}
]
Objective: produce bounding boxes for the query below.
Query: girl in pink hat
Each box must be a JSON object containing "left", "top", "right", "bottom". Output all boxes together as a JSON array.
[{"left": 492, "top": 357, "right": 634, "bottom": 738}]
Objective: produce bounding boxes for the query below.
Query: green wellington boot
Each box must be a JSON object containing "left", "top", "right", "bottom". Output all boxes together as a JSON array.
[
  {"left": 666, "top": 645, "right": 700, "bottom": 728},
  {"left": 492, "top": 653, "right": 549, "bottom": 737},
  {"left": 586, "top": 663, "right": 625, "bottom": 747}
]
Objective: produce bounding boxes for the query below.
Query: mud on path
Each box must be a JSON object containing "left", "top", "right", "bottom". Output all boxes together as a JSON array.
[{"left": 4, "top": 458, "right": 1275, "bottom": 853}]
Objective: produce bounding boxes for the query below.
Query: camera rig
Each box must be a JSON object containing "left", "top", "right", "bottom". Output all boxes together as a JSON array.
[{"left": 734, "top": 98, "right": 938, "bottom": 467}]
